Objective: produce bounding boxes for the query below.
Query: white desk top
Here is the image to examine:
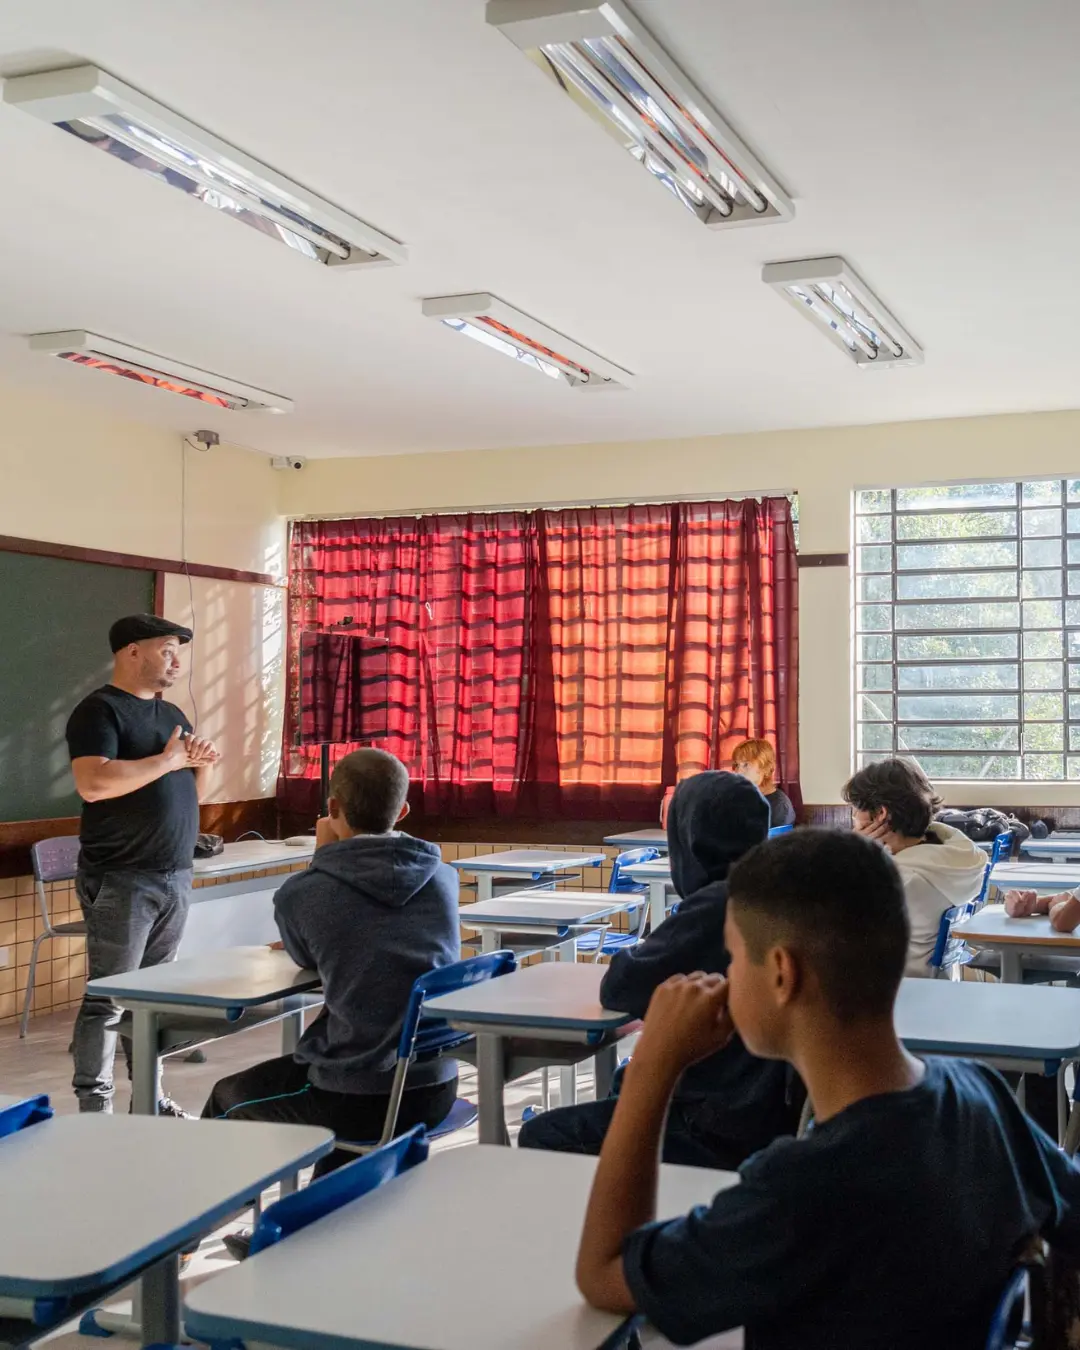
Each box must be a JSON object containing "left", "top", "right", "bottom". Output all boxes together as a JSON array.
[
  {"left": 87, "top": 946, "right": 319, "bottom": 1009},
  {"left": 194, "top": 840, "right": 314, "bottom": 878},
  {"left": 1021, "top": 837, "right": 1080, "bottom": 859},
  {"left": 990, "top": 861, "right": 1080, "bottom": 890},
  {"left": 450, "top": 850, "right": 606, "bottom": 875},
  {"left": 459, "top": 894, "right": 635, "bottom": 927},
  {"left": 423, "top": 961, "right": 632, "bottom": 1033},
  {"left": 895, "top": 977, "right": 1080, "bottom": 1060},
  {"left": 184, "top": 1145, "right": 734, "bottom": 1350},
  {"left": 951, "top": 904, "right": 1080, "bottom": 950},
  {"left": 603, "top": 828, "right": 668, "bottom": 851},
  {"left": 0, "top": 1114, "right": 331, "bottom": 1299},
  {"left": 620, "top": 858, "right": 672, "bottom": 881}
]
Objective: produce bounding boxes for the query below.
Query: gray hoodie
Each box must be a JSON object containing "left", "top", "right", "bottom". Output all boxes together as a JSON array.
[
  {"left": 273, "top": 833, "right": 460, "bottom": 1094},
  {"left": 893, "top": 823, "right": 987, "bottom": 977}
]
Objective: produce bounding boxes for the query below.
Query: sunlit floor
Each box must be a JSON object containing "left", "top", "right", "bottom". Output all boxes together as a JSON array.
[{"left": 1, "top": 1009, "right": 740, "bottom": 1349}]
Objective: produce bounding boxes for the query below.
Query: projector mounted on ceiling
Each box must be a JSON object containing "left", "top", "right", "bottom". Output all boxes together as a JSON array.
[
  {"left": 3, "top": 64, "right": 406, "bottom": 270},
  {"left": 27, "top": 330, "right": 295, "bottom": 413}
]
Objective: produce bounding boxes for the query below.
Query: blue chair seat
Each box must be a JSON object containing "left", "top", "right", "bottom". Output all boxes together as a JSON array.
[
  {"left": 573, "top": 929, "right": 642, "bottom": 957},
  {"left": 339, "top": 1096, "right": 478, "bottom": 1153}
]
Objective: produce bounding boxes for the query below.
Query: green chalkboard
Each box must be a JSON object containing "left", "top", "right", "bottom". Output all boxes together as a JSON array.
[{"left": 0, "top": 551, "right": 154, "bottom": 821}]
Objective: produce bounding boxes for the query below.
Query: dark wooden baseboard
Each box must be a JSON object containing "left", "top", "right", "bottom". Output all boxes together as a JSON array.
[{"left": 0, "top": 798, "right": 280, "bottom": 877}]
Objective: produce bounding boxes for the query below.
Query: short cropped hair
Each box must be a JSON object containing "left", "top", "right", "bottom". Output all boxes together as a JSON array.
[
  {"left": 732, "top": 739, "right": 778, "bottom": 795},
  {"left": 329, "top": 748, "right": 409, "bottom": 833},
  {"left": 842, "top": 757, "right": 942, "bottom": 839},
  {"left": 729, "top": 829, "right": 909, "bottom": 1021}
]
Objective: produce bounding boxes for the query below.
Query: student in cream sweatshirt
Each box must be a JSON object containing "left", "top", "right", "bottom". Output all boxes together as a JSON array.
[{"left": 843, "top": 759, "right": 987, "bottom": 977}]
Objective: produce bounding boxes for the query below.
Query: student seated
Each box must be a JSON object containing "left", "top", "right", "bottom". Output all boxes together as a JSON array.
[
  {"left": 203, "top": 748, "right": 460, "bottom": 1153},
  {"left": 519, "top": 771, "right": 796, "bottom": 1168},
  {"left": 732, "top": 738, "right": 796, "bottom": 829},
  {"left": 575, "top": 829, "right": 1080, "bottom": 1349},
  {"left": 843, "top": 757, "right": 985, "bottom": 976}
]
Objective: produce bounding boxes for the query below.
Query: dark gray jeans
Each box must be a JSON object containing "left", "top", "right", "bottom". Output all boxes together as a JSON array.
[{"left": 72, "top": 868, "right": 192, "bottom": 1110}]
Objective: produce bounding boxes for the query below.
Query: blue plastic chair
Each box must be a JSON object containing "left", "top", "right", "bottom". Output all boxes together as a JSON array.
[
  {"left": 768, "top": 823, "right": 794, "bottom": 838},
  {"left": 249, "top": 1125, "right": 429, "bottom": 1256},
  {"left": 929, "top": 904, "right": 972, "bottom": 979},
  {"left": 338, "top": 949, "right": 517, "bottom": 1154},
  {"left": 573, "top": 847, "right": 658, "bottom": 958},
  {"left": 975, "top": 831, "right": 1014, "bottom": 908}
]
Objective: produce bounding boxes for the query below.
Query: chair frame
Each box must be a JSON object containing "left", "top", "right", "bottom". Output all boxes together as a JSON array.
[{"left": 20, "top": 836, "right": 85, "bottom": 1038}]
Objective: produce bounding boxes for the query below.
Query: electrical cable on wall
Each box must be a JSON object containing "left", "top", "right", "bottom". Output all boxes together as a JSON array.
[{"left": 180, "top": 430, "right": 218, "bottom": 731}]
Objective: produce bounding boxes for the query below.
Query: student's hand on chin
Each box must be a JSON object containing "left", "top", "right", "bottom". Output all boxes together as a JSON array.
[
  {"left": 637, "top": 973, "right": 736, "bottom": 1073},
  {"left": 315, "top": 816, "right": 337, "bottom": 849}
]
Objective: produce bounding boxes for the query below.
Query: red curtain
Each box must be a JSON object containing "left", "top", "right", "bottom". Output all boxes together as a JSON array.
[{"left": 280, "top": 498, "right": 799, "bottom": 821}]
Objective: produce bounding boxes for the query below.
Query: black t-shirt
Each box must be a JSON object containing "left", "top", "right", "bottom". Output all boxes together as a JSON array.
[
  {"left": 765, "top": 787, "right": 796, "bottom": 828},
  {"left": 65, "top": 685, "right": 198, "bottom": 875},
  {"left": 623, "top": 1057, "right": 1080, "bottom": 1350}
]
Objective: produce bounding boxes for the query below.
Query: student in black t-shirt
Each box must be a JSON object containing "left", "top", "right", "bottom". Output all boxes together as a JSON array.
[
  {"left": 575, "top": 829, "right": 1080, "bottom": 1350},
  {"left": 731, "top": 738, "right": 796, "bottom": 829},
  {"left": 65, "top": 614, "right": 220, "bottom": 1114}
]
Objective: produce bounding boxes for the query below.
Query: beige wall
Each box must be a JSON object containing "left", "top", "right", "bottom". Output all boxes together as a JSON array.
[
  {"left": 162, "top": 574, "right": 285, "bottom": 803},
  {"left": 280, "top": 408, "right": 1080, "bottom": 806},
  {"left": 0, "top": 380, "right": 283, "bottom": 577}
]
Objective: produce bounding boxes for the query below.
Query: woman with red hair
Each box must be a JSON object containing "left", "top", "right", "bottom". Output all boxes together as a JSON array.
[{"left": 731, "top": 738, "right": 795, "bottom": 829}]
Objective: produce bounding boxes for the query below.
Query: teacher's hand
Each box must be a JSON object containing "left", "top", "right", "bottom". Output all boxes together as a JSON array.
[{"left": 185, "top": 735, "right": 220, "bottom": 767}]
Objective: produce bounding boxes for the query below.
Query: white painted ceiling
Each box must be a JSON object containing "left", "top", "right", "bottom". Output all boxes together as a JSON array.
[{"left": 0, "top": 0, "right": 1078, "bottom": 459}]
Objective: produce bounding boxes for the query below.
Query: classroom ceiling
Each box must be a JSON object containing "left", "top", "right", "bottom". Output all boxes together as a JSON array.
[{"left": 0, "top": 0, "right": 1077, "bottom": 460}]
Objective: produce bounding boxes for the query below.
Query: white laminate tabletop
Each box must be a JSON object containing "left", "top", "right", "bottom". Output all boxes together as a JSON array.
[
  {"left": 603, "top": 829, "right": 668, "bottom": 851},
  {"left": 990, "top": 861, "right": 1080, "bottom": 890},
  {"left": 895, "top": 977, "right": 1080, "bottom": 1060},
  {"left": 951, "top": 904, "right": 1080, "bottom": 950},
  {"left": 0, "top": 1094, "right": 41, "bottom": 1112},
  {"left": 0, "top": 1115, "right": 331, "bottom": 1298},
  {"left": 620, "top": 859, "right": 672, "bottom": 882},
  {"left": 86, "top": 946, "right": 319, "bottom": 1008},
  {"left": 450, "top": 850, "right": 607, "bottom": 875},
  {"left": 194, "top": 840, "right": 314, "bottom": 878},
  {"left": 458, "top": 894, "right": 635, "bottom": 927},
  {"left": 423, "top": 961, "right": 632, "bottom": 1033},
  {"left": 184, "top": 1145, "right": 734, "bottom": 1350},
  {"left": 1021, "top": 837, "right": 1080, "bottom": 859}
]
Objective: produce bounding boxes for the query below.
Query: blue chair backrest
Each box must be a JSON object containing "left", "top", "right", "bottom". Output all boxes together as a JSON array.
[
  {"left": 396, "top": 949, "right": 517, "bottom": 1062},
  {"left": 975, "top": 832, "right": 1013, "bottom": 908},
  {"left": 249, "top": 1125, "right": 429, "bottom": 1256},
  {"left": 929, "top": 905, "right": 962, "bottom": 971},
  {"left": 610, "top": 847, "right": 660, "bottom": 894},
  {"left": 984, "top": 1266, "right": 1027, "bottom": 1349},
  {"left": 768, "top": 823, "right": 794, "bottom": 838}
]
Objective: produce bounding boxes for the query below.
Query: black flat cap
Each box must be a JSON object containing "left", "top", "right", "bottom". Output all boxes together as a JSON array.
[{"left": 109, "top": 614, "right": 193, "bottom": 653}]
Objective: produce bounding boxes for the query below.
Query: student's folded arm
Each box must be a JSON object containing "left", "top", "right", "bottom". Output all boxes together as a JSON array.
[{"left": 272, "top": 891, "right": 318, "bottom": 972}]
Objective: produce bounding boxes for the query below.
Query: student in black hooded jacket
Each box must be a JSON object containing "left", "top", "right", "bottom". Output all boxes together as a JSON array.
[{"left": 518, "top": 771, "right": 798, "bottom": 1168}]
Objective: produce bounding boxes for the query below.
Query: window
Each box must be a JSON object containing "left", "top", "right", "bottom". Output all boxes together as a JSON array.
[{"left": 854, "top": 479, "right": 1080, "bottom": 781}]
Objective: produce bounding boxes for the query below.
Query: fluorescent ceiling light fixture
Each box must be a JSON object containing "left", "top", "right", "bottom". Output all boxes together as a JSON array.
[
  {"left": 422, "top": 293, "right": 633, "bottom": 390},
  {"left": 27, "top": 331, "right": 294, "bottom": 413},
  {"left": 761, "top": 257, "right": 923, "bottom": 368},
  {"left": 2, "top": 65, "right": 405, "bottom": 269},
  {"left": 486, "top": 0, "right": 792, "bottom": 229}
]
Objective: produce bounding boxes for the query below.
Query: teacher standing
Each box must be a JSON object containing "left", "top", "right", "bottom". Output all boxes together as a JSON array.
[{"left": 65, "top": 614, "right": 219, "bottom": 1114}]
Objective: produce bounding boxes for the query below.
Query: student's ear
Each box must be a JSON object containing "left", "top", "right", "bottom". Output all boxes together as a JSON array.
[
  {"left": 396, "top": 801, "right": 410, "bottom": 824},
  {"left": 767, "top": 944, "right": 802, "bottom": 1008}
]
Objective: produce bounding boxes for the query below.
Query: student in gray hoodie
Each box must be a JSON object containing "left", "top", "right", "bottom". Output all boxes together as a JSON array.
[{"left": 202, "top": 748, "right": 460, "bottom": 1152}]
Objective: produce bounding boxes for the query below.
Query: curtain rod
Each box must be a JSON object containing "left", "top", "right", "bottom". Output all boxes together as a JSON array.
[{"left": 295, "top": 489, "right": 797, "bottom": 523}]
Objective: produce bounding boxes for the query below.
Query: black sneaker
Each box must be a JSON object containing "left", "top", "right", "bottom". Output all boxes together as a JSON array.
[{"left": 222, "top": 1231, "right": 252, "bottom": 1262}]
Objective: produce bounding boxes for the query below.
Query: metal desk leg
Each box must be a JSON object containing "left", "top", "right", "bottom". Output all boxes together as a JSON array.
[
  {"left": 594, "top": 1043, "right": 617, "bottom": 1100},
  {"left": 476, "top": 1033, "right": 509, "bottom": 1145},
  {"left": 1000, "top": 949, "right": 1023, "bottom": 984},
  {"left": 556, "top": 939, "right": 578, "bottom": 1108},
  {"left": 281, "top": 1004, "right": 306, "bottom": 1055},
  {"left": 140, "top": 1254, "right": 180, "bottom": 1347},
  {"left": 476, "top": 874, "right": 493, "bottom": 903},
  {"left": 480, "top": 928, "right": 499, "bottom": 954},
  {"left": 1058, "top": 1062, "right": 1069, "bottom": 1146},
  {"left": 130, "top": 1009, "right": 160, "bottom": 1116},
  {"left": 648, "top": 881, "right": 667, "bottom": 931}
]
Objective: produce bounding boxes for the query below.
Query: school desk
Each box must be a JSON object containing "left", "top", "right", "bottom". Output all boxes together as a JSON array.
[
  {"left": 990, "top": 860, "right": 1080, "bottom": 892},
  {"left": 423, "top": 962, "right": 634, "bottom": 1145},
  {"left": 949, "top": 904, "right": 1080, "bottom": 983},
  {"left": 618, "top": 857, "right": 674, "bottom": 930},
  {"left": 184, "top": 1145, "right": 735, "bottom": 1350},
  {"left": 603, "top": 828, "right": 669, "bottom": 852},
  {"left": 459, "top": 892, "right": 640, "bottom": 955},
  {"left": 0, "top": 1108, "right": 330, "bottom": 1348},
  {"left": 1019, "top": 836, "right": 1080, "bottom": 863},
  {"left": 451, "top": 850, "right": 608, "bottom": 902}
]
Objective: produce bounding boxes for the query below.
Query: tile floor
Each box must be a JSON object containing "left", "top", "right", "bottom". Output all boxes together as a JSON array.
[{"left": 1, "top": 1007, "right": 740, "bottom": 1349}]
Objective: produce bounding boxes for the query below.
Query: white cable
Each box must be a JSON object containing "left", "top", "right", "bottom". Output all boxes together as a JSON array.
[{"left": 180, "top": 438, "right": 199, "bottom": 731}]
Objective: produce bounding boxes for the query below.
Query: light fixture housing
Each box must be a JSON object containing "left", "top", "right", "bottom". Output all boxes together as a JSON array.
[
  {"left": 761, "top": 256, "right": 923, "bottom": 368},
  {"left": 27, "top": 331, "right": 294, "bottom": 413},
  {"left": 422, "top": 293, "right": 634, "bottom": 390},
  {"left": 486, "top": 0, "right": 792, "bottom": 229},
  {"left": 2, "top": 64, "right": 406, "bottom": 269}
]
